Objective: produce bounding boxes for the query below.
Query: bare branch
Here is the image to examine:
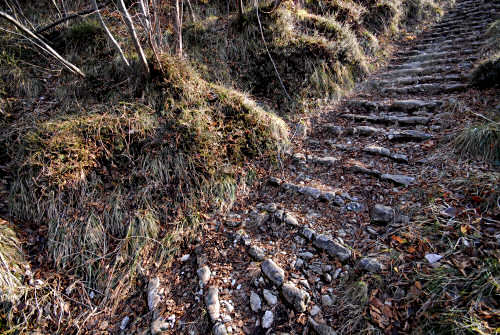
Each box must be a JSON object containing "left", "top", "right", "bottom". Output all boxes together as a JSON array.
[
  {"left": 0, "top": 10, "right": 85, "bottom": 77},
  {"left": 117, "top": 0, "right": 150, "bottom": 74},
  {"left": 91, "top": 0, "right": 130, "bottom": 67},
  {"left": 35, "top": 1, "right": 112, "bottom": 34}
]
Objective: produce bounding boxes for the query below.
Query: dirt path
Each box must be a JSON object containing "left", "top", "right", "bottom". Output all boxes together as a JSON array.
[{"left": 144, "top": 1, "right": 500, "bottom": 334}]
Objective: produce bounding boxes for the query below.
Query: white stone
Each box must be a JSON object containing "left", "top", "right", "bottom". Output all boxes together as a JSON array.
[
  {"left": 425, "top": 253, "right": 443, "bottom": 264},
  {"left": 263, "top": 289, "right": 278, "bottom": 305},
  {"left": 262, "top": 310, "right": 274, "bottom": 329}
]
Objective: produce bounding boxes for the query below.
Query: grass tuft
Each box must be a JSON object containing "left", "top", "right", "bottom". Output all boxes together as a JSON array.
[
  {"left": 453, "top": 122, "right": 500, "bottom": 162},
  {"left": 0, "top": 220, "right": 25, "bottom": 309}
]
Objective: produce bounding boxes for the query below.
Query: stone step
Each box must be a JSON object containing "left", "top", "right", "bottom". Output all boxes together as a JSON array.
[
  {"left": 378, "top": 65, "right": 461, "bottom": 79},
  {"left": 382, "top": 82, "right": 468, "bottom": 96},
  {"left": 420, "top": 31, "right": 481, "bottom": 44},
  {"left": 454, "top": 0, "right": 499, "bottom": 9},
  {"left": 324, "top": 124, "right": 433, "bottom": 143},
  {"left": 400, "top": 41, "right": 485, "bottom": 55},
  {"left": 401, "top": 49, "right": 477, "bottom": 62},
  {"left": 447, "top": 4, "right": 500, "bottom": 17},
  {"left": 388, "top": 56, "right": 479, "bottom": 71},
  {"left": 436, "top": 13, "right": 497, "bottom": 27},
  {"left": 347, "top": 160, "right": 416, "bottom": 186},
  {"left": 433, "top": 16, "right": 495, "bottom": 29},
  {"left": 424, "top": 26, "right": 488, "bottom": 39},
  {"left": 445, "top": 9, "right": 500, "bottom": 20},
  {"left": 345, "top": 99, "right": 443, "bottom": 114},
  {"left": 328, "top": 143, "right": 410, "bottom": 163},
  {"left": 375, "top": 73, "right": 466, "bottom": 87},
  {"left": 362, "top": 145, "right": 409, "bottom": 163},
  {"left": 388, "top": 129, "right": 433, "bottom": 142},
  {"left": 340, "top": 113, "right": 431, "bottom": 125},
  {"left": 269, "top": 177, "right": 349, "bottom": 206},
  {"left": 429, "top": 23, "right": 489, "bottom": 35},
  {"left": 444, "top": 5, "right": 500, "bottom": 19}
]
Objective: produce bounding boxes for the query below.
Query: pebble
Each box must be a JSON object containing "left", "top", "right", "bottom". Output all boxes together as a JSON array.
[
  {"left": 313, "top": 235, "right": 352, "bottom": 262},
  {"left": 262, "top": 310, "right": 274, "bottom": 329},
  {"left": 294, "top": 258, "right": 304, "bottom": 269},
  {"left": 197, "top": 266, "right": 211, "bottom": 287},
  {"left": 263, "top": 289, "right": 278, "bottom": 305},
  {"left": 250, "top": 291, "right": 262, "bottom": 312},
  {"left": 425, "top": 253, "right": 443, "bottom": 264},
  {"left": 321, "top": 294, "right": 334, "bottom": 307},
  {"left": 284, "top": 213, "right": 299, "bottom": 226},
  {"left": 261, "top": 259, "right": 285, "bottom": 286},
  {"left": 310, "top": 305, "right": 321, "bottom": 316},
  {"left": 371, "top": 204, "right": 394, "bottom": 223},
  {"left": 281, "top": 282, "right": 310, "bottom": 312},
  {"left": 120, "top": 316, "right": 130, "bottom": 330},
  {"left": 359, "top": 258, "right": 383, "bottom": 273},
  {"left": 180, "top": 254, "right": 191, "bottom": 262},
  {"left": 249, "top": 245, "right": 266, "bottom": 261},
  {"left": 308, "top": 317, "right": 337, "bottom": 335},
  {"left": 205, "top": 287, "right": 220, "bottom": 322},
  {"left": 298, "top": 251, "right": 314, "bottom": 260},
  {"left": 301, "top": 227, "right": 317, "bottom": 240}
]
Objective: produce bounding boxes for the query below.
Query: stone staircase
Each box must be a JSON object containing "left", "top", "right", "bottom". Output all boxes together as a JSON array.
[{"left": 156, "top": 1, "right": 500, "bottom": 334}]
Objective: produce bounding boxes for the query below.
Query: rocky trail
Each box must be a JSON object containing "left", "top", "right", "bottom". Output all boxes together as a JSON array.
[{"left": 143, "top": 1, "right": 500, "bottom": 334}]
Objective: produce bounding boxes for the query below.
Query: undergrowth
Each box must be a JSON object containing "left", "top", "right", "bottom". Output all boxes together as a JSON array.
[
  {"left": 185, "top": 0, "right": 448, "bottom": 113},
  {"left": 454, "top": 122, "right": 500, "bottom": 162},
  {"left": 471, "top": 20, "right": 500, "bottom": 89},
  {"left": 1, "top": 34, "right": 288, "bottom": 332}
]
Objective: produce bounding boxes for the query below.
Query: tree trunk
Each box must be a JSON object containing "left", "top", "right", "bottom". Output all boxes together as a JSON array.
[
  {"left": 175, "top": 0, "right": 183, "bottom": 57},
  {"left": 238, "top": 0, "right": 244, "bottom": 16},
  {"left": 117, "top": 0, "right": 150, "bottom": 74}
]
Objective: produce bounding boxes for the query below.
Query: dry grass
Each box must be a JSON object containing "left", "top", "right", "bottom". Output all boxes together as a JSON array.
[
  {"left": 184, "top": 0, "right": 448, "bottom": 113},
  {"left": 454, "top": 122, "right": 500, "bottom": 162},
  {"left": 0, "top": 221, "right": 26, "bottom": 313},
  {"left": 471, "top": 20, "right": 500, "bottom": 89},
  {"left": 1, "top": 43, "right": 288, "bottom": 330}
]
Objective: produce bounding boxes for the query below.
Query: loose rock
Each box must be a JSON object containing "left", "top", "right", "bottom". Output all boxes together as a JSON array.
[
  {"left": 359, "top": 258, "right": 383, "bottom": 273},
  {"left": 197, "top": 266, "right": 211, "bottom": 287},
  {"left": 262, "top": 310, "right": 274, "bottom": 329},
  {"left": 147, "top": 277, "right": 161, "bottom": 317},
  {"left": 263, "top": 289, "right": 278, "bottom": 305},
  {"left": 313, "top": 235, "right": 352, "bottom": 261},
  {"left": 371, "top": 204, "right": 394, "bottom": 223},
  {"left": 248, "top": 245, "right": 266, "bottom": 261},
  {"left": 281, "top": 282, "right": 310, "bottom": 312},
  {"left": 308, "top": 317, "right": 337, "bottom": 335},
  {"left": 250, "top": 291, "right": 262, "bottom": 312},
  {"left": 321, "top": 294, "right": 334, "bottom": 307},
  {"left": 213, "top": 323, "right": 228, "bottom": 335},
  {"left": 205, "top": 287, "right": 220, "bottom": 322},
  {"left": 381, "top": 174, "right": 416, "bottom": 186},
  {"left": 261, "top": 259, "right": 285, "bottom": 286}
]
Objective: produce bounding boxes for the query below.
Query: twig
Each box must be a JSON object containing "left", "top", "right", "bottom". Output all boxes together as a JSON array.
[
  {"left": 35, "top": 1, "right": 112, "bottom": 34},
  {"left": 117, "top": 0, "right": 150, "bottom": 75},
  {"left": 469, "top": 110, "right": 500, "bottom": 125},
  {"left": 0, "top": 11, "right": 85, "bottom": 77},
  {"left": 254, "top": 0, "right": 291, "bottom": 101},
  {"left": 91, "top": 0, "right": 130, "bottom": 67}
]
